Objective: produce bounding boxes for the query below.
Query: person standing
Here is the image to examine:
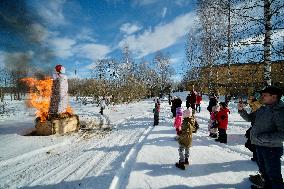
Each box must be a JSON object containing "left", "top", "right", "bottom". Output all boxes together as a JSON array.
[
  {"left": 168, "top": 93, "right": 172, "bottom": 105},
  {"left": 99, "top": 97, "right": 106, "bottom": 115},
  {"left": 153, "top": 98, "right": 160, "bottom": 126},
  {"left": 208, "top": 105, "right": 220, "bottom": 138},
  {"left": 238, "top": 86, "right": 284, "bottom": 189},
  {"left": 186, "top": 93, "right": 191, "bottom": 109},
  {"left": 189, "top": 90, "right": 197, "bottom": 110},
  {"left": 171, "top": 96, "right": 177, "bottom": 118},
  {"left": 196, "top": 93, "right": 202, "bottom": 113},
  {"left": 207, "top": 94, "right": 218, "bottom": 114},
  {"left": 215, "top": 102, "right": 230, "bottom": 144},
  {"left": 175, "top": 108, "right": 196, "bottom": 170}
]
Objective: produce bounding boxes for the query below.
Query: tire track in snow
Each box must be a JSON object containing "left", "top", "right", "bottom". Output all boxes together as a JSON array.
[
  {"left": 38, "top": 128, "right": 142, "bottom": 185},
  {"left": 0, "top": 113, "right": 153, "bottom": 188},
  {"left": 25, "top": 130, "right": 134, "bottom": 186}
]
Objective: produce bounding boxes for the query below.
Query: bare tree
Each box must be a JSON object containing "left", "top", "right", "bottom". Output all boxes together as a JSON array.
[
  {"left": 153, "top": 51, "right": 174, "bottom": 96},
  {"left": 235, "top": 0, "right": 284, "bottom": 86}
]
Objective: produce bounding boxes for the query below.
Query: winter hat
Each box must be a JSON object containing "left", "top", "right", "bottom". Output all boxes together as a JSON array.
[
  {"left": 176, "top": 98, "right": 182, "bottom": 107},
  {"left": 183, "top": 108, "right": 192, "bottom": 118},
  {"left": 260, "top": 86, "right": 282, "bottom": 99},
  {"left": 55, "top": 65, "right": 65, "bottom": 74},
  {"left": 219, "top": 102, "right": 228, "bottom": 108}
]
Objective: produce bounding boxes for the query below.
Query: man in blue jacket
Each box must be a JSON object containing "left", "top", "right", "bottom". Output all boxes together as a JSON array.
[{"left": 238, "top": 86, "right": 284, "bottom": 189}]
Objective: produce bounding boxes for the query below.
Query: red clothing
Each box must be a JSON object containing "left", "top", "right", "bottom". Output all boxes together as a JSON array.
[
  {"left": 216, "top": 107, "right": 230, "bottom": 130},
  {"left": 196, "top": 95, "right": 202, "bottom": 104}
]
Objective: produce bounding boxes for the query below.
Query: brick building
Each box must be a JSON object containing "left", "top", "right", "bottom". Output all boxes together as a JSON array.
[{"left": 194, "top": 61, "right": 284, "bottom": 95}]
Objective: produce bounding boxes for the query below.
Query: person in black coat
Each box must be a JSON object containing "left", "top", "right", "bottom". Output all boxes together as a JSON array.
[
  {"left": 207, "top": 94, "right": 218, "bottom": 114},
  {"left": 171, "top": 97, "right": 182, "bottom": 118},
  {"left": 186, "top": 94, "right": 191, "bottom": 109}
]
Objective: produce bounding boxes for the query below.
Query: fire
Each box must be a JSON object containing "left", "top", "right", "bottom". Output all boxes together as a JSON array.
[{"left": 22, "top": 77, "right": 73, "bottom": 122}]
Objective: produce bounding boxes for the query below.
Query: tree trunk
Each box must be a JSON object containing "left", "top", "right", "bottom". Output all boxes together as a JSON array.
[
  {"left": 227, "top": 0, "right": 232, "bottom": 94},
  {"left": 264, "top": 0, "right": 272, "bottom": 86}
]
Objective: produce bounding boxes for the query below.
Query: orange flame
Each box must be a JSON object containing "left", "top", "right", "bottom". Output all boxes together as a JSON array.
[{"left": 22, "top": 77, "right": 73, "bottom": 122}]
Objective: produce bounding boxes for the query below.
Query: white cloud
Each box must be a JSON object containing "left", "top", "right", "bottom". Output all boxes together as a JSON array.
[
  {"left": 75, "top": 43, "right": 111, "bottom": 61},
  {"left": 170, "top": 57, "right": 182, "bottom": 65},
  {"left": 76, "top": 27, "right": 96, "bottom": 42},
  {"left": 49, "top": 38, "right": 76, "bottom": 59},
  {"left": 120, "top": 23, "right": 142, "bottom": 35},
  {"left": 161, "top": 7, "right": 167, "bottom": 18},
  {"left": 175, "top": 0, "right": 191, "bottom": 7},
  {"left": 119, "top": 12, "right": 196, "bottom": 57},
  {"left": 38, "top": 0, "right": 67, "bottom": 25},
  {"left": 132, "top": 0, "right": 159, "bottom": 6},
  {"left": 29, "top": 23, "right": 49, "bottom": 43}
]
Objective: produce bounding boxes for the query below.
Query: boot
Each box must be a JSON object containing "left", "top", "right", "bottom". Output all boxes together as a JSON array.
[
  {"left": 250, "top": 185, "right": 263, "bottom": 189},
  {"left": 215, "top": 138, "right": 220, "bottom": 142},
  {"left": 220, "top": 138, "right": 227, "bottom": 144},
  {"left": 175, "top": 161, "right": 185, "bottom": 170},
  {"left": 249, "top": 174, "right": 265, "bottom": 188},
  {"left": 184, "top": 158, "right": 189, "bottom": 166},
  {"left": 211, "top": 133, "right": 217, "bottom": 138}
]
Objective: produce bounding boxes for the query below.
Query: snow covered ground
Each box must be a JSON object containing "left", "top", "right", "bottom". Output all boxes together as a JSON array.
[{"left": 0, "top": 92, "right": 283, "bottom": 189}]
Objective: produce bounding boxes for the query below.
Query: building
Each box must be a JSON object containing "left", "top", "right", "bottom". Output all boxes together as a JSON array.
[{"left": 196, "top": 61, "right": 284, "bottom": 95}]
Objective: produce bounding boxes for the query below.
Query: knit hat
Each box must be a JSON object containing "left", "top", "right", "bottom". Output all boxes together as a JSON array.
[
  {"left": 183, "top": 108, "right": 192, "bottom": 118},
  {"left": 55, "top": 65, "right": 65, "bottom": 74},
  {"left": 219, "top": 102, "right": 228, "bottom": 108},
  {"left": 260, "top": 86, "right": 282, "bottom": 98}
]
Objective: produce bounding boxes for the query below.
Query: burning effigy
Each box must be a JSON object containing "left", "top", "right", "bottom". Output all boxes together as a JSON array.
[{"left": 22, "top": 65, "right": 79, "bottom": 135}]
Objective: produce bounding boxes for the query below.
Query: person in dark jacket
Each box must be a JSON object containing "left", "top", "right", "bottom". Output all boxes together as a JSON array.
[
  {"left": 186, "top": 93, "right": 191, "bottom": 109},
  {"left": 189, "top": 90, "right": 197, "bottom": 110},
  {"left": 171, "top": 96, "right": 177, "bottom": 118},
  {"left": 168, "top": 93, "right": 172, "bottom": 105},
  {"left": 171, "top": 97, "right": 182, "bottom": 118},
  {"left": 239, "top": 86, "right": 284, "bottom": 189},
  {"left": 245, "top": 95, "right": 263, "bottom": 162},
  {"left": 153, "top": 98, "right": 160, "bottom": 126},
  {"left": 207, "top": 94, "right": 218, "bottom": 114}
]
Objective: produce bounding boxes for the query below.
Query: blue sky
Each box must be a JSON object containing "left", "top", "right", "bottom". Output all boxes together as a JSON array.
[{"left": 0, "top": 0, "right": 197, "bottom": 80}]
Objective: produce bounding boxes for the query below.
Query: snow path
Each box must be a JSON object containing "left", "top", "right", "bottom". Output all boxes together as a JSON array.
[{"left": 123, "top": 101, "right": 259, "bottom": 189}]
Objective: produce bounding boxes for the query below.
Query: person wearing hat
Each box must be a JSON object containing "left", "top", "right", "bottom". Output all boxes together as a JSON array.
[
  {"left": 238, "top": 86, "right": 284, "bottom": 189},
  {"left": 207, "top": 94, "right": 218, "bottom": 115},
  {"left": 215, "top": 102, "right": 230, "bottom": 144},
  {"left": 49, "top": 65, "right": 69, "bottom": 115},
  {"left": 175, "top": 107, "right": 196, "bottom": 170}
]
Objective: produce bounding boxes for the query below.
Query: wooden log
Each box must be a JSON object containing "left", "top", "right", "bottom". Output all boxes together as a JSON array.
[{"left": 35, "top": 115, "right": 79, "bottom": 136}]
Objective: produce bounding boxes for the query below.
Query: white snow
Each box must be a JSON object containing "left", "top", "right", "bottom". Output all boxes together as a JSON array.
[{"left": 0, "top": 92, "right": 283, "bottom": 189}]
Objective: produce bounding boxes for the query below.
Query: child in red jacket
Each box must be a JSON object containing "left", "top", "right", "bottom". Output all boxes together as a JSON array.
[
  {"left": 196, "top": 93, "right": 202, "bottom": 113},
  {"left": 215, "top": 102, "right": 230, "bottom": 144}
]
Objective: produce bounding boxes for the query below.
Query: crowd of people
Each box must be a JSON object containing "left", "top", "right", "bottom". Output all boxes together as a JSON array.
[{"left": 152, "top": 86, "right": 284, "bottom": 189}]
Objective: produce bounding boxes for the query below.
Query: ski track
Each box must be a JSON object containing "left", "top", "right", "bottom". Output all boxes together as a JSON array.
[{"left": 0, "top": 112, "right": 153, "bottom": 189}]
